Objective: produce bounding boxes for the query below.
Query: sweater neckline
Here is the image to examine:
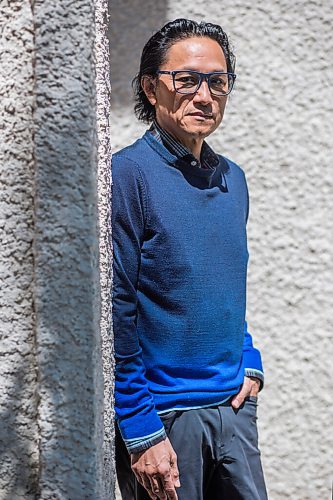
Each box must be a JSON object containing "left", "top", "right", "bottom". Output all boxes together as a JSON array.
[{"left": 143, "top": 131, "right": 218, "bottom": 180}]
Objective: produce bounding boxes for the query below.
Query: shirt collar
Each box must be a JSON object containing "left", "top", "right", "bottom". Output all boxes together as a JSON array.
[{"left": 149, "top": 120, "right": 219, "bottom": 170}]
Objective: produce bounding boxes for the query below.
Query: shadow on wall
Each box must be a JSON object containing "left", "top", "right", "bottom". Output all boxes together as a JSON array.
[
  {"left": 33, "top": 95, "right": 104, "bottom": 496},
  {"left": 0, "top": 364, "right": 38, "bottom": 499},
  {"left": 108, "top": 0, "right": 168, "bottom": 109}
]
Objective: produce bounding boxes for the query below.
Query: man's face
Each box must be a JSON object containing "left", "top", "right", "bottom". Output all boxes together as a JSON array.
[{"left": 143, "top": 36, "right": 229, "bottom": 143}]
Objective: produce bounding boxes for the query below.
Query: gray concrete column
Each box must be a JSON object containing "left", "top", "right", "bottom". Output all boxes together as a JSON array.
[
  {"left": 0, "top": 1, "right": 38, "bottom": 498},
  {"left": 1, "top": 0, "right": 114, "bottom": 498},
  {"left": 33, "top": 0, "right": 107, "bottom": 497}
]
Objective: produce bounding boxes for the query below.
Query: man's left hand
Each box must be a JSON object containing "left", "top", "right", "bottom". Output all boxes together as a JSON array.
[{"left": 231, "top": 376, "right": 260, "bottom": 409}]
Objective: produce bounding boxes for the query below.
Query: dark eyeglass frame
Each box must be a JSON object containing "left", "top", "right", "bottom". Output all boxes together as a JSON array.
[{"left": 156, "top": 70, "right": 237, "bottom": 96}]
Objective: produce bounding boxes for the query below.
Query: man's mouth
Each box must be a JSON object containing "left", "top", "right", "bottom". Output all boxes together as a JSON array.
[{"left": 188, "top": 112, "right": 214, "bottom": 119}]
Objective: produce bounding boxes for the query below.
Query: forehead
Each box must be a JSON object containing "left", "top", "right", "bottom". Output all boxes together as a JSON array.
[{"left": 162, "top": 36, "right": 227, "bottom": 71}]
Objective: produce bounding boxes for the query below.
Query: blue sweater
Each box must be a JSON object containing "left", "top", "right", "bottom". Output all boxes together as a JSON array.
[{"left": 112, "top": 131, "right": 264, "bottom": 451}]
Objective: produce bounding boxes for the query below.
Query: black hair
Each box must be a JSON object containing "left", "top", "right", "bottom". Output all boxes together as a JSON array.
[{"left": 132, "top": 18, "right": 236, "bottom": 123}]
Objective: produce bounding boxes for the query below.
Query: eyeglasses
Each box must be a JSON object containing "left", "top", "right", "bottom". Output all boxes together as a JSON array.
[{"left": 156, "top": 70, "right": 236, "bottom": 96}]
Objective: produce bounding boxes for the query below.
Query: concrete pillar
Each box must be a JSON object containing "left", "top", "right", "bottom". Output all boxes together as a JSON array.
[
  {"left": 0, "top": 0, "right": 114, "bottom": 497},
  {"left": 0, "top": 1, "right": 38, "bottom": 497}
]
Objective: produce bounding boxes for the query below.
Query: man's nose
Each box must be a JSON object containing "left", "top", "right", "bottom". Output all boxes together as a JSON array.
[{"left": 194, "top": 78, "right": 213, "bottom": 103}]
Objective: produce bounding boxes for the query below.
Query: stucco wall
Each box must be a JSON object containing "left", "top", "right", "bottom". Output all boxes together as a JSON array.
[{"left": 110, "top": 2, "right": 333, "bottom": 499}]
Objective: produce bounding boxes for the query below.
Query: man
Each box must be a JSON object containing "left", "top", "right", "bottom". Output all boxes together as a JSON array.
[{"left": 112, "top": 18, "right": 267, "bottom": 500}]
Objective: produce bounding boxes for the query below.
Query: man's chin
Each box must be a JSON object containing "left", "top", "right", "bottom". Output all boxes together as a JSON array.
[{"left": 183, "top": 122, "right": 216, "bottom": 138}]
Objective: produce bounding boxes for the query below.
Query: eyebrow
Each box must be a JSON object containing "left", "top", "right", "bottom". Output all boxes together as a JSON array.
[{"left": 175, "top": 67, "right": 228, "bottom": 73}]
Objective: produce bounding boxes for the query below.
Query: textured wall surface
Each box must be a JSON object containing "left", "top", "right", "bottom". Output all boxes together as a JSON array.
[
  {"left": 110, "top": 1, "right": 333, "bottom": 499},
  {"left": 33, "top": 0, "right": 105, "bottom": 497},
  {"left": 109, "top": 0, "right": 167, "bottom": 148},
  {"left": 0, "top": 1, "right": 38, "bottom": 498}
]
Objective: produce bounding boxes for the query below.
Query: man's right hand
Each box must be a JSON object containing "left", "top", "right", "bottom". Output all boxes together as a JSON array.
[{"left": 131, "top": 437, "right": 181, "bottom": 500}]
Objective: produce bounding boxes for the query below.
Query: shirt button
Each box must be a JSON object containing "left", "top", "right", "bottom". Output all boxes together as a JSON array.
[{"left": 191, "top": 160, "right": 197, "bottom": 166}]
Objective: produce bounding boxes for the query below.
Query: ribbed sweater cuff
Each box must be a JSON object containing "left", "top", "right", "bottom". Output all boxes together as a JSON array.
[{"left": 123, "top": 426, "right": 167, "bottom": 454}]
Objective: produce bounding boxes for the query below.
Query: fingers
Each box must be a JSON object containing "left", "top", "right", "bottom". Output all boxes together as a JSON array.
[
  {"left": 162, "top": 472, "right": 178, "bottom": 500},
  {"left": 231, "top": 378, "right": 251, "bottom": 409},
  {"left": 131, "top": 440, "right": 180, "bottom": 499},
  {"left": 231, "top": 388, "right": 246, "bottom": 409},
  {"left": 165, "top": 438, "right": 180, "bottom": 486},
  {"left": 148, "top": 475, "right": 165, "bottom": 499},
  {"left": 248, "top": 376, "right": 260, "bottom": 396},
  {"left": 149, "top": 474, "right": 161, "bottom": 495},
  {"left": 137, "top": 470, "right": 175, "bottom": 500},
  {"left": 140, "top": 467, "right": 178, "bottom": 500},
  {"left": 170, "top": 453, "right": 181, "bottom": 488},
  {"left": 135, "top": 473, "right": 159, "bottom": 499},
  {"left": 141, "top": 474, "right": 158, "bottom": 499},
  {"left": 232, "top": 376, "right": 261, "bottom": 409}
]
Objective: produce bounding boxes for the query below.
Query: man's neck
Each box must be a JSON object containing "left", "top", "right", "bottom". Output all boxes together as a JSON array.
[
  {"left": 183, "top": 137, "right": 203, "bottom": 161},
  {"left": 155, "top": 120, "right": 204, "bottom": 161}
]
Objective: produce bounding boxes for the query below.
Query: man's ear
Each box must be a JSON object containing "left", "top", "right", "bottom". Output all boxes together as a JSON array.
[{"left": 141, "top": 76, "right": 157, "bottom": 106}]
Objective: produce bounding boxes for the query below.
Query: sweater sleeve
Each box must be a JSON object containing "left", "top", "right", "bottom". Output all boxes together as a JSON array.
[
  {"left": 111, "top": 155, "right": 166, "bottom": 453},
  {"left": 242, "top": 172, "right": 264, "bottom": 389},
  {"left": 243, "top": 321, "right": 264, "bottom": 390}
]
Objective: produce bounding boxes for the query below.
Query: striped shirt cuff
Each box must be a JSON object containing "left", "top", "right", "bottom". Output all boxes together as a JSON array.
[
  {"left": 123, "top": 427, "right": 167, "bottom": 454},
  {"left": 245, "top": 368, "right": 264, "bottom": 390}
]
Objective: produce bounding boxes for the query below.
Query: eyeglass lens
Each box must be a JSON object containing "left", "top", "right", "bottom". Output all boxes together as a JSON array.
[{"left": 173, "top": 72, "right": 232, "bottom": 95}]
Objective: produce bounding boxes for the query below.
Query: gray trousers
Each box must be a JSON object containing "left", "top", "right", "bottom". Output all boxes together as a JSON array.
[{"left": 116, "top": 397, "right": 268, "bottom": 500}]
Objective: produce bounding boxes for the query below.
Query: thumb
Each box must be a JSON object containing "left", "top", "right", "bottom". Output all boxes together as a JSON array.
[
  {"left": 169, "top": 445, "right": 180, "bottom": 488},
  {"left": 171, "top": 462, "right": 181, "bottom": 488}
]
